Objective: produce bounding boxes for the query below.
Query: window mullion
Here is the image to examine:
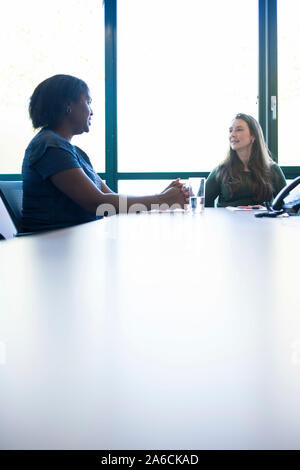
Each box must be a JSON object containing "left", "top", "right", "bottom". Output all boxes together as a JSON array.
[
  {"left": 104, "top": 0, "right": 118, "bottom": 192},
  {"left": 259, "top": 0, "right": 278, "bottom": 161}
]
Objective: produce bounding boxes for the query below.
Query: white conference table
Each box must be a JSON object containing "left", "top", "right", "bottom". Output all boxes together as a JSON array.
[{"left": 0, "top": 208, "right": 300, "bottom": 450}]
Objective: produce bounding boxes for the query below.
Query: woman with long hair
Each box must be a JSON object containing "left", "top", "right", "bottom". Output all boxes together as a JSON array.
[
  {"left": 205, "top": 113, "right": 286, "bottom": 207},
  {"left": 22, "top": 74, "right": 188, "bottom": 231}
]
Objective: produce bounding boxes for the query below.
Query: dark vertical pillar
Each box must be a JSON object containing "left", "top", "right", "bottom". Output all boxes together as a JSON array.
[
  {"left": 104, "top": 0, "right": 118, "bottom": 191},
  {"left": 259, "top": 0, "right": 278, "bottom": 161}
]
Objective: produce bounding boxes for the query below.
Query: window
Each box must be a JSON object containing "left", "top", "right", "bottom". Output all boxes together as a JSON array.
[
  {"left": 0, "top": 0, "right": 105, "bottom": 174},
  {"left": 1, "top": 0, "right": 299, "bottom": 183},
  {"left": 278, "top": 0, "right": 300, "bottom": 166},
  {"left": 117, "top": 0, "right": 258, "bottom": 174},
  {"left": 118, "top": 179, "right": 175, "bottom": 196}
]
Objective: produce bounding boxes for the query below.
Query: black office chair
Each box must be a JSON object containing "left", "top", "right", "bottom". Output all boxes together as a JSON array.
[
  {"left": 0, "top": 182, "right": 39, "bottom": 239},
  {"left": 0, "top": 181, "right": 23, "bottom": 232},
  {"left": 0, "top": 188, "right": 40, "bottom": 239},
  {"left": 0, "top": 181, "right": 69, "bottom": 239},
  {"left": 0, "top": 190, "right": 18, "bottom": 240}
]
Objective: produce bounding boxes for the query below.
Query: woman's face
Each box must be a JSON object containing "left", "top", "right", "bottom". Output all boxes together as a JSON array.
[
  {"left": 68, "top": 91, "right": 93, "bottom": 135},
  {"left": 229, "top": 118, "right": 254, "bottom": 153}
]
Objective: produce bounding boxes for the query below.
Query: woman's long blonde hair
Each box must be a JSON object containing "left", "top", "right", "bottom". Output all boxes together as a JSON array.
[{"left": 216, "top": 113, "right": 275, "bottom": 202}]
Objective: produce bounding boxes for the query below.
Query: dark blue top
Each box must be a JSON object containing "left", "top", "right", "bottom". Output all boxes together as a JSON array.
[{"left": 22, "top": 128, "right": 102, "bottom": 231}]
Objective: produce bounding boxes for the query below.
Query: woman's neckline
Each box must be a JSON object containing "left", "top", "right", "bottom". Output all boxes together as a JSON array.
[{"left": 46, "top": 128, "right": 73, "bottom": 145}]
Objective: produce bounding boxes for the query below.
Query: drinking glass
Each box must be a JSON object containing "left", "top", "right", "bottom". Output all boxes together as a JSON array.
[{"left": 189, "top": 177, "right": 206, "bottom": 212}]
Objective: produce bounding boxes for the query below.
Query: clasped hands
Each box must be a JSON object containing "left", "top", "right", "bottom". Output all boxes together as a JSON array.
[{"left": 161, "top": 178, "right": 190, "bottom": 208}]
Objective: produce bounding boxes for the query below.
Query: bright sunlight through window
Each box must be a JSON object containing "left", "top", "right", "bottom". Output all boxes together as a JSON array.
[{"left": 0, "top": 0, "right": 105, "bottom": 174}]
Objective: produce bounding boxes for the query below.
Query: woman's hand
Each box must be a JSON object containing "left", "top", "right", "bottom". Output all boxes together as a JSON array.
[
  {"left": 161, "top": 178, "right": 183, "bottom": 193},
  {"left": 160, "top": 185, "right": 189, "bottom": 209},
  {"left": 161, "top": 179, "right": 190, "bottom": 205}
]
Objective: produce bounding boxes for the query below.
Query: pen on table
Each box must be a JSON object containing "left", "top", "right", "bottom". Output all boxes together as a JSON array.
[{"left": 237, "top": 205, "right": 262, "bottom": 209}]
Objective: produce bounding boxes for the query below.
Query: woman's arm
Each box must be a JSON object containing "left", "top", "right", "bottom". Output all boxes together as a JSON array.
[
  {"left": 50, "top": 168, "right": 188, "bottom": 214},
  {"left": 205, "top": 169, "right": 220, "bottom": 207},
  {"left": 271, "top": 163, "right": 287, "bottom": 196},
  {"left": 99, "top": 179, "right": 116, "bottom": 194},
  {"left": 161, "top": 178, "right": 186, "bottom": 193}
]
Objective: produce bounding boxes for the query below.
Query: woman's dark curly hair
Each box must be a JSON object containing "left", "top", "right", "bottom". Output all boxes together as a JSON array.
[{"left": 29, "top": 74, "right": 89, "bottom": 129}]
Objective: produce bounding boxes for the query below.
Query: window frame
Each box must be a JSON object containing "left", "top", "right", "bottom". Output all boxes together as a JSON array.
[{"left": 0, "top": 0, "right": 299, "bottom": 184}]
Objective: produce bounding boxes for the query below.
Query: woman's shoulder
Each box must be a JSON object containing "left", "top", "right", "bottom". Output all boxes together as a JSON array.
[
  {"left": 25, "top": 128, "right": 76, "bottom": 166},
  {"left": 207, "top": 163, "right": 227, "bottom": 180},
  {"left": 268, "top": 160, "right": 285, "bottom": 176},
  {"left": 268, "top": 160, "right": 286, "bottom": 186},
  {"left": 269, "top": 160, "right": 281, "bottom": 170},
  {"left": 208, "top": 164, "right": 222, "bottom": 176}
]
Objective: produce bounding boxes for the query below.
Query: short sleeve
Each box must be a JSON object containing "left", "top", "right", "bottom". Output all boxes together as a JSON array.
[{"left": 32, "top": 147, "right": 81, "bottom": 181}]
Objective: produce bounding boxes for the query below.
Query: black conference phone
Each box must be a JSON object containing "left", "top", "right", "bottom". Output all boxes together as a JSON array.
[{"left": 255, "top": 176, "right": 300, "bottom": 218}]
